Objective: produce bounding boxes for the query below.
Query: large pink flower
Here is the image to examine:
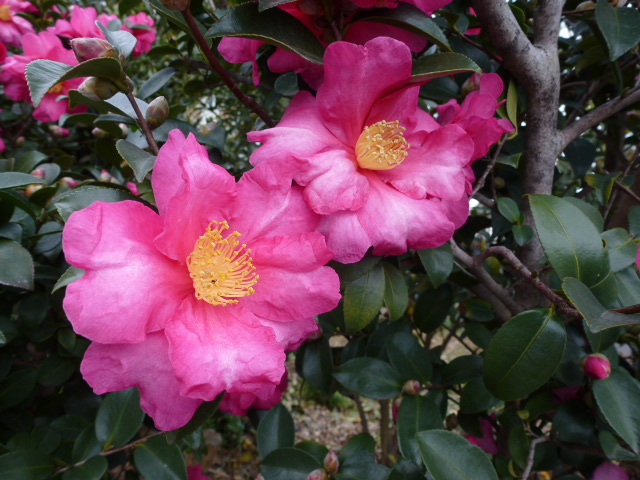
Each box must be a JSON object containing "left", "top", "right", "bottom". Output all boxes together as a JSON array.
[
  {"left": 63, "top": 130, "right": 341, "bottom": 430},
  {"left": 249, "top": 38, "right": 476, "bottom": 263},
  {"left": 0, "top": 31, "right": 86, "bottom": 122},
  {"left": 122, "top": 12, "right": 156, "bottom": 56},
  {"left": 0, "top": 0, "right": 37, "bottom": 47}
]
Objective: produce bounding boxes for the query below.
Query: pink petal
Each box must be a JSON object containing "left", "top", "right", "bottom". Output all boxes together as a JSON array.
[
  {"left": 267, "top": 49, "right": 325, "bottom": 90},
  {"left": 406, "top": 0, "right": 454, "bottom": 14},
  {"left": 218, "top": 37, "right": 263, "bottom": 86},
  {"left": 317, "top": 38, "right": 413, "bottom": 146},
  {"left": 81, "top": 332, "right": 202, "bottom": 431},
  {"left": 63, "top": 201, "right": 192, "bottom": 343},
  {"left": 591, "top": 463, "right": 630, "bottom": 480},
  {"left": 257, "top": 316, "right": 319, "bottom": 351},
  {"left": 220, "top": 371, "right": 287, "bottom": 416},
  {"left": 441, "top": 193, "right": 471, "bottom": 229},
  {"left": 365, "top": 86, "right": 430, "bottom": 134},
  {"left": 317, "top": 211, "right": 372, "bottom": 264},
  {"left": 166, "top": 299, "right": 286, "bottom": 401}
]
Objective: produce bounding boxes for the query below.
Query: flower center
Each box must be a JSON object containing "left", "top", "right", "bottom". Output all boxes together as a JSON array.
[
  {"left": 355, "top": 120, "right": 409, "bottom": 171},
  {"left": 187, "top": 221, "right": 259, "bottom": 306},
  {"left": 0, "top": 5, "right": 12, "bottom": 21}
]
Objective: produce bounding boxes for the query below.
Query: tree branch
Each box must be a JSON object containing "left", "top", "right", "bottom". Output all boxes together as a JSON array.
[
  {"left": 521, "top": 436, "right": 548, "bottom": 480},
  {"left": 126, "top": 92, "right": 159, "bottom": 155}
]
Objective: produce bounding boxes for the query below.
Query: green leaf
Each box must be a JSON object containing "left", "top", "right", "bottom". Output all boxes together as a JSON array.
[
  {"left": 418, "top": 243, "right": 453, "bottom": 288},
  {"left": 339, "top": 433, "right": 375, "bottom": 464},
  {"left": 595, "top": 0, "right": 640, "bottom": 61},
  {"left": 397, "top": 395, "right": 442, "bottom": 465},
  {"left": 386, "top": 332, "right": 432, "bottom": 384},
  {"left": 352, "top": 3, "right": 451, "bottom": 51},
  {"left": 388, "top": 459, "right": 425, "bottom": 480},
  {"left": 0, "top": 239, "right": 34, "bottom": 290},
  {"left": 259, "top": 0, "right": 297, "bottom": 10},
  {"left": 383, "top": 263, "right": 409, "bottom": 321},
  {"left": 602, "top": 228, "right": 637, "bottom": 272},
  {"left": 116, "top": 140, "right": 157, "bottom": 182},
  {"left": 146, "top": 0, "right": 207, "bottom": 34},
  {"left": 343, "top": 263, "right": 385, "bottom": 333},
  {"left": 563, "top": 277, "right": 640, "bottom": 332},
  {"left": 165, "top": 395, "right": 223, "bottom": 444},
  {"left": 0, "top": 369, "right": 38, "bottom": 409},
  {"left": 62, "top": 456, "right": 108, "bottom": 480},
  {"left": 483, "top": 309, "right": 566, "bottom": 400},
  {"left": 52, "top": 266, "right": 85, "bottom": 294},
  {"left": 257, "top": 404, "right": 295, "bottom": 458},
  {"left": 138, "top": 67, "right": 177, "bottom": 99},
  {"left": 512, "top": 225, "right": 535, "bottom": 246},
  {"left": 72, "top": 426, "right": 103, "bottom": 463},
  {"left": 294, "top": 441, "right": 328, "bottom": 466},
  {"left": 411, "top": 53, "right": 480, "bottom": 84},
  {"left": 261, "top": 447, "right": 321, "bottom": 480},
  {"left": 206, "top": 3, "right": 325, "bottom": 64},
  {"left": 441, "top": 355, "right": 483, "bottom": 386},
  {"left": 599, "top": 430, "right": 640, "bottom": 461},
  {"left": 593, "top": 369, "right": 640, "bottom": 453},
  {"left": 0, "top": 172, "right": 46, "bottom": 189},
  {"left": 97, "top": 21, "right": 138, "bottom": 59},
  {"left": 95, "top": 389, "right": 145, "bottom": 449},
  {"left": 133, "top": 436, "right": 187, "bottom": 480},
  {"left": 274, "top": 72, "right": 299, "bottom": 97},
  {"left": 529, "top": 194, "right": 606, "bottom": 286},
  {"left": 497, "top": 197, "right": 522, "bottom": 223},
  {"left": 55, "top": 186, "right": 141, "bottom": 221},
  {"left": 337, "top": 463, "right": 390, "bottom": 480},
  {"left": 417, "top": 430, "right": 498, "bottom": 480},
  {"left": 26, "top": 58, "right": 123, "bottom": 107},
  {"left": 14, "top": 151, "right": 48, "bottom": 173},
  {"left": 413, "top": 284, "right": 454, "bottom": 333},
  {"left": 0, "top": 450, "right": 55, "bottom": 480},
  {"left": 459, "top": 377, "right": 500, "bottom": 414},
  {"left": 334, "top": 357, "right": 403, "bottom": 399},
  {"left": 564, "top": 139, "right": 597, "bottom": 180},
  {"left": 37, "top": 354, "right": 75, "bottom": 387},
  {"left": 295, "top": 336, "right": 333, "bottom": 393}
]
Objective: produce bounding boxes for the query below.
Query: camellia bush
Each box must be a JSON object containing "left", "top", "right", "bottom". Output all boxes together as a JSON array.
[{"left": 1, "top": 0, "right": 640, "bottom": 479}]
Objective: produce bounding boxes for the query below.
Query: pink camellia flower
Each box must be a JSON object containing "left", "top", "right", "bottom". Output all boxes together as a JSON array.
[
  {"left": 122, "top": 12, "right": 156, "bottom": 56},
  {"left": 591, "top": 462, "right": 630, "bottom": 480},
  {"left": 249, "top": 38, "right": 477, "bottom": 263},
  {"left": 63, "top": 130, "right": 341, "bottom": 430},
  {"left": 187, "top": 465, "right": 210, "bottom": 480},
  {"left": 465, "top": 418, "right": 499, "bottom": 455},
  {"left": 0, "top": 31, "right": 87, "bottom": 122},
  {"left": 0, "top": 0, "right": 37, "bottom": 47},
  {"left": 581, "top": 353, "right": 612, "bottom": 380},
  {"left": 219, "top": 371, "right": 288, "bottom": 415}
]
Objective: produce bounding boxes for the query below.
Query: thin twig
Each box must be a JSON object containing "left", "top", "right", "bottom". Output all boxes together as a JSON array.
[
  {"left": 473, "top": 134, "right": 508, "bottom": 196},
  {"left": 126, "top": 92, "right": 159, "bottom": 155},
  {"left": 181, "top": 9, "right": 276, "bottom": 128},
  {"left": 353, "top": 394, "right": 369, "bottom": 435},
  {"left": 379, "top": 399, "right": 391, "bottom": 466},
  {"left": 520, "top": 437, "right": 548, "bottom": 480}
]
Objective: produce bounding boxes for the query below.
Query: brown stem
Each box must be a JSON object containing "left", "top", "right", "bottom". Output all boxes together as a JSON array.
[
  {"left": 353, "top": 394, "right": 370, "bottom": 435},
  {"left": 520, "top": 437, "right": 548, "bottom": 480},
  {"left": 181, "top": 9, "right": 276, "bottom": 128},
  {"left": 379, "top": 399, "right": 391, "bottom": 466},
  {"left": 126, "top": 92, "right": 159, "bottom": 155}
]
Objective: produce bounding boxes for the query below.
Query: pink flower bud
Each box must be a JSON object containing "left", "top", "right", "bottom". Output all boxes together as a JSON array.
[
  {"left": 323, "top": 451, "right": 339, "bottom": 473},
  {"left": 582, "top": 354, "right": 612, "bottom": 380},
  {"left": 127, "top": 182, "right": 140, "bottom": 196},
  {"left": 305, "top": 469, "right": 328, "bottom": 480},
  {"left": 402, "top": 380, "right": 421, "bottom": 396},
  {"left": 48, "top": 125, "right": 70, "bottom": 138},
  {"left": 70, "top": 38, "right": 117, "bottom": 63},
  {"left": 145, "top": 96, "right": 169, "bottom": 130},
  {"left": 78, "top": 77, "right": 119, "bottom": 102},
  {"left": 461, "top": 73, "right": 483, "bottom": 96},
  {"left": 31, "top": 168, "right": 46, "bottom": 179},
  {"left": 159, "top": 0, "right": 191, "bottom": 11},
  {"left": 92, "top": 127, "right": 111, "bottom": 139},
  {"left": 59, "top": 177, "right": 79, "bottom": 188},
  {"left": 99, "top": 170, "right": 114, "bottom": 182},
  {"left": 25, "top": 184, "right": 43, "bottom": 198}
]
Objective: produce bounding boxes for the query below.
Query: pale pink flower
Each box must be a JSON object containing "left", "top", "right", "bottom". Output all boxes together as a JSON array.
[
  {"left": 0, "top": 0, "right": 37, "bottom": 47},
  {"left": 249, "top": 38, "right": 475, "bottom": 263},
  {"left": 63, "top": 130, "right": 340, "bottom": 430},
  {"left": 122, "top": 12, "right": 156, "bottom": 56},
  {"left": 591, "top": 463, "right": 630, "bottom": 480},
  {"left": 464, "top": 418, "right": 498, "bottom": 455},
  {"left": 0, "top": 31, "right": 87, "bottom": 122}
]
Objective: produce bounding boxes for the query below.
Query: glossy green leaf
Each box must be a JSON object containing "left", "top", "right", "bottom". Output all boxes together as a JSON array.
[
  {"left": 417, "top": 430, "right": 498, "bottom": 480},
  {"left": 0, "top": 450, "right": 55, "bottom": 480},
  {"left": 441, "top": 355, "right": 483, "bottom": 386},
  {"left": 97, "top": 22, "right": 138, "bottom": 59},
  {"left": 116, "top": 140, "right": 157, "bottom": 182},
  {"left": 294, "top": 441, "right": 328, "bottom": 466},
  {"left": 0, "top": 239, "right": 34, "bottom": 290},
  {"left": 95, "top": 389, "right": 145, "bottom": 449},
  {"left": 584, "top": 320, "right": 623, "bottom": 353},
  {"left": 564, "top": 139, "right": 597, "bottom": 180},
  {"left": 0, "top": 369, "right": 38, "bottom": 409},
  {"left": 257, "top": 404, "right": 295, "bottom": 458},
  {"left": 599, "top": 430, "right": 640, "bottom": 461},
  {"left": 133, "top": 436, "right": 187, "bottom": 480},
  {"left": 512, "top": 224, "right": 535, "bottom": 246},
  {"left": 497, "top": 197, "right": 522, "bottom": 223},
  {"left": 602, "top": 228, "right": 637, "bottom": 272},
  {"left": 62, "top": 456, "right": 108, "bottom": 480},
  {"left": 146, "top": 0, "right": 196, "bottom": 33},
  {"left": 206, "top": 3, "right": 325, "bottom": 64},
  {"left": 14, "top": 151, "right": 48, "bottom": 173},
  {"left": 295, "top": 336, "right": 333, "bottom": 392},
  {"left": 37, "top": 354, "right": 75, "bottom": 387},
  {"left": 504, "top": 77, "right": 518, "bottom": 138},
  {"left": 52, "top": 266, "right": 85, "bottom": 294},
  {"left": 418, "top": 243, "right": 453, "bottom": 288},
  {"left": 274, "top": 72, "right": 299, "bottom": 97},
  {"left": 595, "top": 0, "right": 640, "bottom": 61},
  {"left": 72, "top": 426, "right": 103, "bottom": 463},
  {"left": 459, "top": 378, "right": 500, "bottom": 414},
  {"left": 386, "top": 332, "right": 432, "bottom": 384},
  {"left": 0, "top": 172, "right": 46, "bottom": 189},
  {"left": 387, "top": 459, "right": 425, "bottom": 480},
  {"left": 339, "top": 433, "right": 376, "bottom": 464},
  {"left": 138, "top": 67, "right": 177, "bottom": 99},
  {"left": 483, "top": 309, "right": 566, "bottom": 400},
  {"left": 413, "top": 284, "right": 453, "bottom": 333},
  {"left": 383, "top": 263, "right": 409, "bottom": 321},
  {"left": 352, "top": 3, "right": 450, "bottom": 51},
  {"left": 593, "top": 369, "right": 640, "bottom": 453},
  {"left": 563, "top": 277, "right": 640, "bottom": 332},
  {"left": 615, "top": 265, "right": 640, "bottom": 305},
  {"left": 529, "top": 194, "right": 605, "bottom": 286},
  {"left": 337, "top": 463, "right": 390, "bottom": 480},
  {"left": 26, "top": 58, "right": 123, "bottom": 107},
  {"left": 259, "top": 0, "right": 297, "bottom": 10},
  {"left": 343, "top": 263, "right": 385, "bottom": 333},
  {"left": 411, "top": 53, "right": 480, "bottom": 84},
  {"left": 55, "top": 186, "right": 141, "bottom": 221},
  {"left": 261, "top": 447, "right": 321, "bottom": 480},
  {"left": 334, "top": 357, "right": 403, "bottom": 399},
  {"left": 397, "top": 395, "right": 442, "bottom": 465}
]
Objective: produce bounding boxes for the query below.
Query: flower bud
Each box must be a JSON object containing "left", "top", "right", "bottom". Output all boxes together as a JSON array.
[
  {"left": 78, "top": 77, "right": 119, "bottom": 102},
  {"left": 59, "top": 177, "right": 79, "bottom": 188},
  {"left": 48, "top": 125, "right": 70, "bottom": 138},
  {"left": 461, "top": 73, "right": 482, "bottom": 96},
  {"left": 305, "top": 469, "right": 328, "bottom": 480},
  {"left": 92, "top": 127, "right": 111, "bottom": 139},
  {"left": 402, "top": 380, "right": 421, "bottom": 396},
  {"left": 576, "top": 1, "right": 595, "bottom": 8},
  {"left": 323, "top": 451, "right": 339, "bottom": 474},
  {"left": 25, "top": 184, "right": 43, "bottom": 198},
  {"left": 70, "top": 38, "right": 117, "bottom": 63},
  {"left": 159, "top": 0, "right": 190, "bottom": 11},
  {"left": 145, "top": 96, "right": 170, "bottom": 129},
  {"left": 31, "top": 168, "right": 46, "bottom": 180},
  {"left": 581, "top": 353, "right": 612, "bottom": 380}
]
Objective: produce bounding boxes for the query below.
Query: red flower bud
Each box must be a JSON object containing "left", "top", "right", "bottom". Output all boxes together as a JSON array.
[
  {"left": 323, "top": 451, "right": 339, "bottom": 473},
  {"left": 402, "top": 380, "right": 421, "bottom": 396},
  {"left": 70, "top": 38, "right": 117, "bottom": 63},
  {"left": 78, "top": 77, "right": 119, "bottom": 102},
  {"left": 305, "top": 469, "right": 328, "bottom": 480},
  {"left": 145, "top": 96, "right": 169, "bottom": 130},
  {"left": 581, "top": 353, "right": 612, "bottom": 380}
]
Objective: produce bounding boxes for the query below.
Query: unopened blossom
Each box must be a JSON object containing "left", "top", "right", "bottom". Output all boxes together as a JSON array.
[
  {"left": 581, "top": 353, "right": 612, "bottom": 380},
  {"left": 63, "top": 130, "right": 340, "bottom": 430},
  {"left": 0, "top": 0, "right": 37, "bottom": 47},
  {"left": 0, "top": 31, "right": 87, "bottom": 122},
  {"left": 249, "top": 38, "right": 477, "bottom": 263},
  {"left": 591, "top": 462, "right": 629, "bottom": 480}
]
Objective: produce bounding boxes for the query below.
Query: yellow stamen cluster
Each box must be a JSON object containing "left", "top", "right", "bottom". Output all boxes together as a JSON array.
[
  {"left": 0, "top": 5, "right": 12, "bottom": 21},
  {"left": 187, "top": 221, "right": 258, "bottom": 306},
  {"left": 355, "top": 120, "right": 409, "bottom": 171}
]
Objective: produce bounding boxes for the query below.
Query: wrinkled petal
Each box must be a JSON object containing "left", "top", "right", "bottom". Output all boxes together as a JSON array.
[
  {"left": 366, "top": 86, "right": 432, "bottom": 135},
  {"left": 317, "top": 211, "right": 371, "bottom": 264},
  {"left": 257, "top": 316, "right": 319, "bottom": 351},
  {"left": 167, "top": 300, "right": 285, "bottom": 401},
  {"left": 220, "top": 371, "right": 287, "bottom": 415},
  {"left": 218, "top": 37, "right": 263, "bottom": 86},
  {"left": 81, "top": 332, "right": 202, "bottom": 431},
  {"left": 63, "top": 201, "right": 192, "bottom": 343},
  {"left": 441, "top": 193, "right": 470, "bottom": 229}
]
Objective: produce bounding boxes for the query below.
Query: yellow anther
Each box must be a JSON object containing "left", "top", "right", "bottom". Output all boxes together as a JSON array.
[
  {"left": 0, "top": 5, "right": 11, "bottom": 21},
  {"left": 355, "top": 120, "right": 409, "bottom": 170}
]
